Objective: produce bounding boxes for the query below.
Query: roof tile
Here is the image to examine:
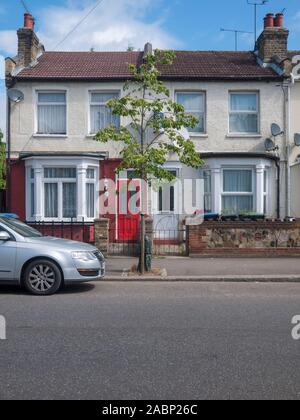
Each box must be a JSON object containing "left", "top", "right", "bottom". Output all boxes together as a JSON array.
[{"left": 16, "top": 50, "right": 280, "bottom": 81}]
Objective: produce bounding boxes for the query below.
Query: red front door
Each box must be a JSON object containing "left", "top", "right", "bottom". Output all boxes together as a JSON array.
[{"left": 117, "top": 179, "right": 141, "bottom": 241}]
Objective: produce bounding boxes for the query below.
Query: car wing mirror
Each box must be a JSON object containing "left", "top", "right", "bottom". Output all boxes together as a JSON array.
[{"left": 0, "top": 231, "right": 11, "bottom": 242}]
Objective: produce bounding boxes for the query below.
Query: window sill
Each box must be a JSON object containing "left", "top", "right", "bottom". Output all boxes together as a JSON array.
[
  {"left": 226, "top": 134, "right": 262, "bottom": 139},
  {"left": 33, "top": 134, "right": 68, "bottom": 139},
  {"left": 190, "top": 133, "right": 209, "bottom": 139}
]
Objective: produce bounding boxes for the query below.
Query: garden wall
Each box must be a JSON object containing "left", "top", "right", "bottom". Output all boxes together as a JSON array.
[{"left": 187, "top": 220, "right": 300, "bottom": 257}]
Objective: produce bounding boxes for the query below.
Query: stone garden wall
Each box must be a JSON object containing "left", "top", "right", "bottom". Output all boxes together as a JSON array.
[{"left": 187, "top": 221, "right": 300, "bottom": 257}]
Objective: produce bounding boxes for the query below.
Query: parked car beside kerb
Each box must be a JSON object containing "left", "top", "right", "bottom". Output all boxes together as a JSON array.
[{"left": 0, "top": 216, "right": 105, "bottom": 296}]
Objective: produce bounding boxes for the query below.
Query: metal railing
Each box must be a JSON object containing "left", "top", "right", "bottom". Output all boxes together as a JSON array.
[{"left": 26, "top": 220, "right": 95, "bottom": 244}]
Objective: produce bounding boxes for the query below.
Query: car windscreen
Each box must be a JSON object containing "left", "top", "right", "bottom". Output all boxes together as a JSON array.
[{"left": 0, "top": 218, "right": 43, "bottom": 238}]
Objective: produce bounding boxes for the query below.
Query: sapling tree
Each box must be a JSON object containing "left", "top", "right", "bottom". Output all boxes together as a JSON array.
[{"left": 94, "top": 49, "right": 203, "bottom": 273}]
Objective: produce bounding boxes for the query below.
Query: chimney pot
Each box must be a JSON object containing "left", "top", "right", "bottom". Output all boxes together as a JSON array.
[
  {"left": 274, "top": 13, "right": 284, "bottom": 28},
  {"left": 24, "top": 13, "right": 35, "bottom": 30},
  {"left": 264, "top": 13, "right": 274, "bottom": 29}
]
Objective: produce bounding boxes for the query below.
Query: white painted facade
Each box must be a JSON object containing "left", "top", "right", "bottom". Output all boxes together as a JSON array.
[
  {"left": 290, "top": 79, "right": 300, "bottom": 217},
  {"left": 10, "top": 78, "right": 286, "bottom": 221}
]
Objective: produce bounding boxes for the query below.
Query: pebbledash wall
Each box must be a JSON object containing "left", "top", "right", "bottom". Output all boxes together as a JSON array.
[{"left": 187, "top": 220, "right": 300, "bottom": 257}]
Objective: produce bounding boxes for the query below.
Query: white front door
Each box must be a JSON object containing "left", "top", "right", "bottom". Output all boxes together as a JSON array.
[{"left": 153, "top": 170, "right": 180, "bottom": 240}]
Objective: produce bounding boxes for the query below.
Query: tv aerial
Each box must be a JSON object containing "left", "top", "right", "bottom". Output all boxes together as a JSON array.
[{"left": 220, "top": 28, "right": 253, "bottom": 51}]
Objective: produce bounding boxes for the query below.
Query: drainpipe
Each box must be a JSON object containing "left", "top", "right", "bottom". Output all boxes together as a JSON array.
[
  {"left": 281, "top": 81, "right": 292, "bottom": 219},
  {"left": 287, "top": 82, "right": 292, "bottom": 218},
  {"left": 275, "top": 159, "right": 280, "bottom": 219},
  {"left": 286, "top": 82, "right": 292, "bottom": 219},
  {"left": 6, "top": 95, "right": 11, "bottom": 213}
]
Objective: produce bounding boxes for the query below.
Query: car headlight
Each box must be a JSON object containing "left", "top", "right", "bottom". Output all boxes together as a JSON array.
[{"left": 71, "top": 251, "right": 98, "bottom": 262}]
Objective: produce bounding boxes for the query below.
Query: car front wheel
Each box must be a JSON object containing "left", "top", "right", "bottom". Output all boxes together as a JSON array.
[{"left": 23, "top": 260, "right": 62, "bottom": 296}]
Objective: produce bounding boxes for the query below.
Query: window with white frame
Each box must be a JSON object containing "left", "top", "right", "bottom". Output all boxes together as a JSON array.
[
  {"left": 176, "top": 92, "right": 206, "bottom": 133},
  {"left": 203, "top": 170, "right": 212, "bottom": 213},
  {"left": 264, "top": 170, "right": 268, "bottom": 215},
  {"left": 43, "top": 168, "right": 77, "bottom": 219},
  {"left": 229, "top": 92, "right": 259, "bottom": 134},
  {"left": 37, "top": 92, "right": 67, "bottom": 135},
  {"left": 89, "top": 92, "right": 120, "bottom": 134},
  {"left": 30, "top": 169, "right": 35, "bottom": 218},
  {"left": 222, "top": 169, "right": 254, "bottom": 214},
  {"left": 86, "top": 168, "right": 96, "bottom": 218}
]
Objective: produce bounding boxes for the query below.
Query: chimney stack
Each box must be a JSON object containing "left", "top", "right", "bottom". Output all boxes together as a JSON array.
[
  {"left": 17, "top": 13, "right": 44, "bottom": 68},
  {"left": 264, "top": 14, "right": 274, "bottom": 29},
  {"left": 143, "top": 42, "right": 153, "bottom": 60},
  {"left": 24, "top": 13, "right": 35, "bottom": 30},
  {"left": 256, "top": 13, "right": 289, "bottom": 63},
  {"left": 274, "top": 13, "right": 284, "bottom": 28}
]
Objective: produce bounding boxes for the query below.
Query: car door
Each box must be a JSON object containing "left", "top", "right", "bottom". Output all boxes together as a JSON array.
[{"left": 0, "top": 226, "right": 17, "bottom": 280}]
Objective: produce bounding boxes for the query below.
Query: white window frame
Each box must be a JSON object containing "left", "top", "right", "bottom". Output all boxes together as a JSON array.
[
  {"left": 264, "top": 169, "right": 269, "bottom": 215},
  {"left": 35, "top": 90, "right": 68, "bottom": 137},
  {"left": 228, "top": 91, "right": 260, "bottom": 135},
  {"left": 221, "top": 167, "right": 256, "bottom": 214},
  {"left": 175, "top": 91, "right": 206, "bottom": 134},
  {"left": 25, "top": 158, "right": 99, "bottom": 222},
  {"left": 86, "top": 167, "right": 97, "bottom": 219},
  {"left": 88, "top": 91, "right": 120, "bottom": 135},
  {"left": 203, "top": 170, "right": 212, "bottom": 213},
  {"left": 43, "top": 168, "right": 77, "bottom": 221}
]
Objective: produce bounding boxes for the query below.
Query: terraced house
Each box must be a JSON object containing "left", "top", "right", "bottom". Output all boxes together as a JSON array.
[{"left": 4, "top": 12, "right": 300, "bottom": 242}]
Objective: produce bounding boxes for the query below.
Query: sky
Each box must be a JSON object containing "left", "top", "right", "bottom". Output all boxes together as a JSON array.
[{"left": 0, "top": 0, "right": 300, "bottom": 136}]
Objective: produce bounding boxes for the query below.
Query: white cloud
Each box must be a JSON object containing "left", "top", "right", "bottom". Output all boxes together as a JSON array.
[
  {"left": 0, "top": 0, "right": 180, "bottom": 140},
  {"left": 0, "top": 30, "right": 16, "bottom": 56},
  {"left": 37, "top": 0, "right": 180, "bottom": 51}
]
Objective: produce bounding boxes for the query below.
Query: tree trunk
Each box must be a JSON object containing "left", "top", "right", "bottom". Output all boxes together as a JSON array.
[{"left": 140, "top": 212, "right": 145, "bottom": 275}]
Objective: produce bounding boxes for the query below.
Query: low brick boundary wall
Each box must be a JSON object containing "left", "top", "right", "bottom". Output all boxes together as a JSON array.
[{"left": 187, "top": 221, "right": 300, "bottom": 257}]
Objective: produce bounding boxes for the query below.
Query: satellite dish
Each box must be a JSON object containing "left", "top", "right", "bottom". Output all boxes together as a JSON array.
[
  {"left": 7, "top": 89, "right": 24, "bottom": 103},
  {"left": 265, "top": 138, "right": 276, "bottom": 152},
  {"left": 295, "top": 134, "right": 300, "bottom": 147},
  {"left": 271, "top": 123, "right": 283, "bottom": 137}
]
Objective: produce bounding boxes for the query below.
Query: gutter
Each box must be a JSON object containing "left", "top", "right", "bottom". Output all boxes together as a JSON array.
[
  {"left": 199, "top": 151, "right": 280, "bottom": 161},
  {"left": 19, "top": 152, "right": 108, "bottom": 160}
]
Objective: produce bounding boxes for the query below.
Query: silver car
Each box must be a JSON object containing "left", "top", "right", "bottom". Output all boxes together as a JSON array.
[{"left": 0, "top": 216, "right": 105, "bottom": 296}]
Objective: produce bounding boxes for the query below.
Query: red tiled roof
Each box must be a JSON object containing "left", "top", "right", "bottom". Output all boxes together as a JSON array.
[{"left": 16, "top": 50, "right": 280, "bottom": 81}]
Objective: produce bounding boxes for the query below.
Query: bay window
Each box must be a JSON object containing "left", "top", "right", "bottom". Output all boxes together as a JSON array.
[
  {"left": 89, "top": 92, "right": 120, "bottom": 134},
  {"left": 222, "top": 169, "right": 254, "bottom": 214},
  {"left": 176, "top": 92, "right": 206, "bottom": 133},
  {"left": 26, "top": 159, "right": 99, "bottom": 221},
  {"left": 37, "top": 92, "right": 67, "bottom": 135},
  {"left": 229, "top": 92, "right": 259, "bottom": 134}
]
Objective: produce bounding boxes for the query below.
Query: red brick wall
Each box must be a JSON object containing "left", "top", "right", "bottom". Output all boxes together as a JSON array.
[
  {"left": 8, "top": 159, "right": 26, "bottom": 220},
  {"left": 188, "top": 221, "right": 300, "bottom": 257}
]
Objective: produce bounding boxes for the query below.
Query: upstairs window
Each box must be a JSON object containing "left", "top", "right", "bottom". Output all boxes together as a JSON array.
[
  {"left": 176, "top": 92, "right": 206, "bottom": 133},
  {"left": 37, "top": 92, "right": 67, "bottom": 135},
  {"left": 229, "top": 92, "right": 259, "bottom": 134},
  {"left": 90, "top": 92, "right": 120, "bottom": 134}
]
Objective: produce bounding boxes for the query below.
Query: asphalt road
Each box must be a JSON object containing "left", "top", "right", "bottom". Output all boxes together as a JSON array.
[{"left": 0, "top": 281, "right": 300, "bottom": 400}]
